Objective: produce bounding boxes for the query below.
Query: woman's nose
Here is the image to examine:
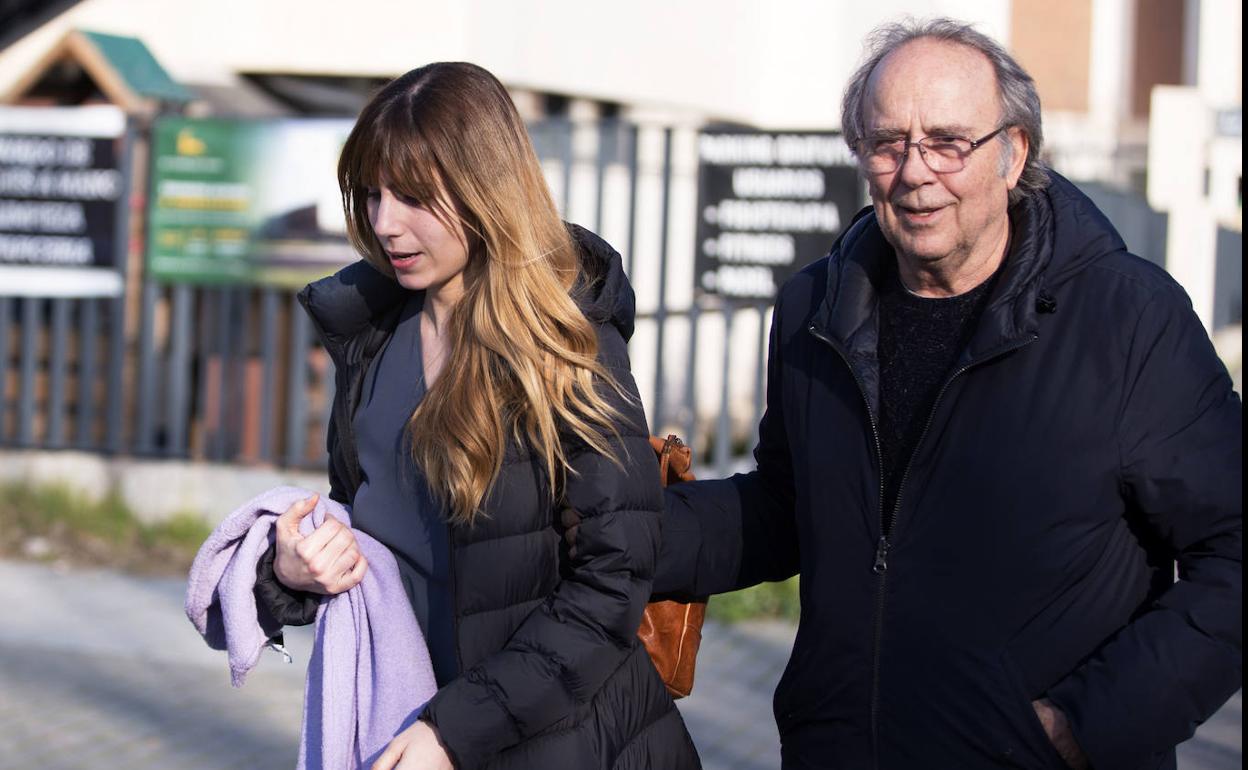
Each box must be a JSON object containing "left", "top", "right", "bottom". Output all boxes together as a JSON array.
[{"left": 371, "top": 192, "right": 402, "bottom": 238}]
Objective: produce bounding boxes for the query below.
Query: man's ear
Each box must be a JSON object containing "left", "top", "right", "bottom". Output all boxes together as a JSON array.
[{"left": 1005, "top": 126, "right": 1029, "bottom": 189}]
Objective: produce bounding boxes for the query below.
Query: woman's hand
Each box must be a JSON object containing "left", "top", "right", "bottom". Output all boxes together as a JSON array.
[
  {"left": 273, "top": 494, "right": 368, "bottom": 594},
  {"left": 371, "top": 721, "right": 454, "bottom": 770}
]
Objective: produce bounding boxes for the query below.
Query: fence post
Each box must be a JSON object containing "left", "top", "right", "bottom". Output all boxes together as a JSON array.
[
  {"left": 624, "top": 124, "right": 641, "bottom": 277},
  {"left": 259, "top": 288, "right": 279, "bottom": 462},
  {"left": 75, "top": 298, "right": 98, "bottom": 448},
  {"left": 593, "top": 118, "right": 621, "bottom": 235},
  {"left": 105, "top": 120, "right": 136, "bottom": 454},
  {"left": 0, "top": 296, "right": 11, "bottom": 441},
  {"left": 135, "top": 280, "right": 159, "bottom": 454},
  {"left": 713, "top": 303, "right": 736, "bottom": 476},
  {"left": 16, "top": 298, "right": 39, "bottom": 447},
  {"left": 46, "top": 298, "right": 71, "bottom": 448},
  {"left": 285, "top": 297, "right": 310, "bottom": 468},
  {"left": 681, "top": 301, "right": 700, "bottom": 445},
  {"left": 750, "top": 302, "right": 769, "bottom": 453},
  {"left": 211, "top": 287, "right": 234, "bottom": 461},
  {"left": 651, "top": 127, "right": 674, "bottom": 434}
]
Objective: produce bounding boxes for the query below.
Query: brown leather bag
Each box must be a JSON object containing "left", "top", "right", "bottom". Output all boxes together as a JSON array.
[{"left": 638, "top": 434, "right": 707, "bottom": 699}]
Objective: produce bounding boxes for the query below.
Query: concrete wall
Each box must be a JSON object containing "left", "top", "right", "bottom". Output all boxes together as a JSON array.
[
  {"left": 0, "top": 0, "right": 1009, "bottom": 129},
  {"left": 0, "top": 449, "right": 329, "bottom": 524}
]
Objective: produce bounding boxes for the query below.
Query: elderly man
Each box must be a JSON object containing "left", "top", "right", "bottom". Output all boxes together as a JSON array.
[{"left": 654, "top": 18, "right": 1242, "bottom": 770}]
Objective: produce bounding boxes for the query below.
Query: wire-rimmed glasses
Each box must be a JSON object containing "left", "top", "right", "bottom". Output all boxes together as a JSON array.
[{"left": 859, "top": 125, "right": 1009, "bottom": 174}]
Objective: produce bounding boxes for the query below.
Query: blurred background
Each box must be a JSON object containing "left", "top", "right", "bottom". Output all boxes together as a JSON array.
[{"left": 0, "top": 1, "right": 1240, "bottom": 769}]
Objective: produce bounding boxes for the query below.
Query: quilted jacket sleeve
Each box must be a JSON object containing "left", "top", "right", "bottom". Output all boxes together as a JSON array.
[
  {"left": 253, "top": 541, "right": 319, "bottom": 627},
  {"left": 419, "top": 323, "right": 662, "bottom": 769},
  {"left": 1046, "top": 282, "right": 1242, "bottom": 770}
]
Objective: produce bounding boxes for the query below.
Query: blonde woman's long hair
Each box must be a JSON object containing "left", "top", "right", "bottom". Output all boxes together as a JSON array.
[{"left": 338, "top": 62, "right": 623, "bottom": 526}]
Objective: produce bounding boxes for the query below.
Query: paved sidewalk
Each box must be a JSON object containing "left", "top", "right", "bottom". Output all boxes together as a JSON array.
[{"left": 0, "top": 559, "right": 1239, "bottom": 769}]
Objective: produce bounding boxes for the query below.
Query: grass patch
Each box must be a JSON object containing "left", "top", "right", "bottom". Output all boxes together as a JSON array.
[
  {"left": 1, "top": 480, "right": 803, "bottom": 623},
  {"left": 0, "top": 482, "right": 211, "bottom": 576},
  {"left": 706, "top": 576, "right": 800, "bottom": 624}
]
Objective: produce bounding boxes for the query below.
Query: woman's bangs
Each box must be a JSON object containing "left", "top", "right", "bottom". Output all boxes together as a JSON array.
[
  {"left": 339, "top": 110, "right": 381, "bottom": 195},
  {"left": 377, "top": 107, "right": 442, "bottom": 208}
]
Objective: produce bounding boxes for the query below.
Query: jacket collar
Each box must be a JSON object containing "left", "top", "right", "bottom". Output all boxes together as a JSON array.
[
  {"left": 811, "top": 186, "right": 1057, "bottom": 370},
  {"left": 297, "top": 258, "right": 409, "bottom": 364}
]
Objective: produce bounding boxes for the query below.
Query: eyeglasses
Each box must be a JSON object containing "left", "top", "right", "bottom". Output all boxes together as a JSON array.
[{"left": 858, "top": 125, "right": 1009, "bottom": 175}]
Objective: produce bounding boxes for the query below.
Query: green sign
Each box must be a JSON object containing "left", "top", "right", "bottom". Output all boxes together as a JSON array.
[{"left": 147, "top": 117, "right": 357, "bottom": 287}]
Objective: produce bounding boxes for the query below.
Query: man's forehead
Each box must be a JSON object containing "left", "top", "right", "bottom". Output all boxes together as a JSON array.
[
  {"left": 863, "top": 38, "right": 1000, "bottom": 130},
  {"left": 873, "top": 37, "right": 996, "bottom": 80}
]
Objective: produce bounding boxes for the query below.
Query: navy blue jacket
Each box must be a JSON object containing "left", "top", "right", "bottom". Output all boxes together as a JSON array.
[{"left": 656, "top": 175, "right": 1242, "bottom": 770}]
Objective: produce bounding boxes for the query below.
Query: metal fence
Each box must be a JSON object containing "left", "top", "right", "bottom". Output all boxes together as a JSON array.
[
  {"left": 5, "top": 118, "right": 1233, "bottom": 478},
  {"left": 0, "top": 118, "right": 777, "bottom": 477},
  {"left": 1214, "top": 226, "right": 1242, "bottom": 329},
  {"left": 1079, "top": 180, "right": 1169, "bottom": 267},
  {"left": 0, "top": 294, "right": 125, "bottom": 451}
]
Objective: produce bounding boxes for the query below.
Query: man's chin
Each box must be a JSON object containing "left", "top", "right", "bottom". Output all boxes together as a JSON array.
[{"left": 887, "top": 232, "right": 954, "bottom": 264}]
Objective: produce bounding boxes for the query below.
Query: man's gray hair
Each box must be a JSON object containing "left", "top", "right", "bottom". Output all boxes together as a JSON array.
[{"left": 840, "top": 18, "right": 1050, "bottom": 203}]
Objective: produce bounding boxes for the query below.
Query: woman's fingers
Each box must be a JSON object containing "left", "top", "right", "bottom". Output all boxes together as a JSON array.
[
  {"left": 276, "top": 494, "right": 318, "bottom": 541},
  {"left": 273, "top": 496, "right": 323, "bottom": 592},
  {"left": 300, "top": 521, "right": 367, "bottom": 594},
  {"left": 332, "top": 553, "right": 369, "bottom": 595},
  {"left": 370, "top": 722, "right": 450, "bottom": 770},
  {"left": 370, "top": 736, "right": 404, "bottom": 770},
  {"left": 295, "top": 514, "right": 344, "bottom": 560},
  {"left": 273, "top": 496, "right": 367, "bottom": 595},
  {"left": 318, "top": 538, "right": 367, "bottom": 595},
  {"left": 307, "top": 524, "right": 356, "bottom": 578}
]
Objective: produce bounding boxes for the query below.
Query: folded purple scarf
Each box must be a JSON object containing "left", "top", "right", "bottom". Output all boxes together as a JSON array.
[{"left": 185, "top": 485, "right": 437, "bottom": 769}]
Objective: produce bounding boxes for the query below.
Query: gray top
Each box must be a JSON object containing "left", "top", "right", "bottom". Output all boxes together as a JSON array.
[{"left": 351, "top": 291, "right": 457, "bottom": 686}]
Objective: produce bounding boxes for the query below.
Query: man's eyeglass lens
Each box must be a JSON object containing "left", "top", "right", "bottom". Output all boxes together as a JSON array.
[{"left": 861, "top": 126, "right": 1006, "bottom": 174}]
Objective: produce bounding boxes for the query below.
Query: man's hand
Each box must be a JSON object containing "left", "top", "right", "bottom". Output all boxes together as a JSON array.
[
  {"left": 371, "top": 720, "right": 454, "bottom": 770},
  {"left": 1032, "top": 698, "right": 1089, "bottom": 770},
  {"left": 273, "top": 494, "right": 368, "bottom": 595}
]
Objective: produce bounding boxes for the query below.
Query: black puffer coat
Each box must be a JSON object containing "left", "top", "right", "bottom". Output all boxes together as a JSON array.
[
  {"left": 263, "top": 226, "right": 700, "bottom": 770},
  {"left": 656, "top": 174, "right": 1241, "bottom": 770}
]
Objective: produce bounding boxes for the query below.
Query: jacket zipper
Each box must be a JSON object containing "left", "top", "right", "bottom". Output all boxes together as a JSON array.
[
  {"left": 447, "top": 529, "right": 464, "bottom": 676},
  {"left": 809, "top": 324, "right": 1037, "bottom": 769},
  {"left": 807, "top": 324, "right": 889, "bottom": 767}
]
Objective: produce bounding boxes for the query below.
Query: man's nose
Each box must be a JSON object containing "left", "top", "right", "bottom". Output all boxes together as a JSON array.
[{"left": 897, "top": 142, "right": 936, "bottom": 185}]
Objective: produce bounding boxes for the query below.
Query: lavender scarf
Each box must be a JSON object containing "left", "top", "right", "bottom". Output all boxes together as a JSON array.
[{"left": 185, "top": 486, "right": 438, "bottom": 769}]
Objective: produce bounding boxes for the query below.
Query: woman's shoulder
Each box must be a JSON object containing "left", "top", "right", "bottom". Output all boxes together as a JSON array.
[
  {"left": 298, "top": 259, "right": 409, "bottom": 343},
  {"left": 567, "top": 224, "right": 636, "bottom": 345}
]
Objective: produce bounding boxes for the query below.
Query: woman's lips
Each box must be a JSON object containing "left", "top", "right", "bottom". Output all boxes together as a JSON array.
[{"left": 388, "top": 252, "right": 422, "bottom": 269}]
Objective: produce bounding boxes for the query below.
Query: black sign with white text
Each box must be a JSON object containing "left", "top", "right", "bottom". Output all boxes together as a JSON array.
[
  {"left": 695, "top": 130, "right": 861, "bottom": 300},
  {"left": 0, "top": 131, "right": 123, "bottom": 269}
]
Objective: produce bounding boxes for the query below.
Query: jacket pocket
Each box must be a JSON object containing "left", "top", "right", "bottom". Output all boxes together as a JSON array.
[{"left": 997, "top": 652, "right": 1074, "bottom": 770}]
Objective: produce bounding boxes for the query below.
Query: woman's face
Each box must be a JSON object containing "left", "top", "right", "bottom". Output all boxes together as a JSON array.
[{"left": 367, "top": 182, "right": 470, "bottom": 298}]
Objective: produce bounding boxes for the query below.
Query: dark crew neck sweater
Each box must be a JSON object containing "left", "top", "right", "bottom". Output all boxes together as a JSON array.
[{"left": 877, "top": 259, "right": 1000, "bottom": 526}]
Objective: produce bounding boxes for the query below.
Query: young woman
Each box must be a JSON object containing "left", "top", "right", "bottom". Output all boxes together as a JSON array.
[{"left": 254, "top": 62, "right": 700, "bottom": 770}]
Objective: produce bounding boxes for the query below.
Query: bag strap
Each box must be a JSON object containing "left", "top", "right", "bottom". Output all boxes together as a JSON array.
[{"left": 658, "top": 434, "right": 679, "bottom": 488}]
